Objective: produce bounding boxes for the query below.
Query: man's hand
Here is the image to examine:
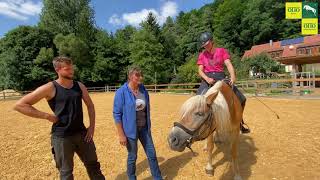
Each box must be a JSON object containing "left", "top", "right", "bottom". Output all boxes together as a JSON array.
[
  {"left": 45, "top": 114, "right": 58, "bottom": 123},
  {"left": 229, "top": 77, "right": 236, "bottom": 86},
  {"left": 206, "top": 77, "right": 215, "bottom": 85},
  {"left": 119, "top": 134, "right": 127, "bottom": 146},
  {"left": 85, "top": 126, "right": 95, "bottom": 142}
]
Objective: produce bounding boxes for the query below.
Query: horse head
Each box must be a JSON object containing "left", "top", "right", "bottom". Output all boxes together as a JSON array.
[{"left": 167, "top": 81, "right": 223, "bottom": 152}]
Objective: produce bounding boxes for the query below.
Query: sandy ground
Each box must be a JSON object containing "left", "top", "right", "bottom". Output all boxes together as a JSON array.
[{"left": 0, "top": 93, "right": 319, "bottom": 180}]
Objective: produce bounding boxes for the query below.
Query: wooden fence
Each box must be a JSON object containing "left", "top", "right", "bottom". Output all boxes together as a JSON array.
[{"left": 1, "top": 78, "right": 320, "bottom": 100}]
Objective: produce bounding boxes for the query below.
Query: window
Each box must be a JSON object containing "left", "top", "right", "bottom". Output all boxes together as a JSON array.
[
  {"left": 306, "top": 48, "right": 311, "bottom": 55},
  {"left": 297, "top": 48, "right": 305, "bottom": 55},
  {"left": 269, "top": 51, "right": 282, "bottom": 58}
]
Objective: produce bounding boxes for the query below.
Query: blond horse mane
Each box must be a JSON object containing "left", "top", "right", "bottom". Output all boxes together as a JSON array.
[{"left": 179, "top": 81, "right": 241, "bottom": 138}]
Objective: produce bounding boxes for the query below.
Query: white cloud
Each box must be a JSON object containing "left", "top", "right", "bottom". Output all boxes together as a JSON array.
[
  {"left": 159, "top": 1, "right": 178, "bottom": 22},
  {"left": 123, "top": 9, "right": 159, "bottom": 26},
  {"left": 108, "top": 1, "right": 178, "bottom": 27},
  {"left": 0, "top": 0, "right": 42, "bottom": 21},
  {"left": 108, "top": 14, "right": 123, "bottom": 25}
]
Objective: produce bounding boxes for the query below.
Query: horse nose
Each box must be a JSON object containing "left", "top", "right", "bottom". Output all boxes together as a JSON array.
[{"left": 168, "top": 135, "right": 179, "bottom": 146}]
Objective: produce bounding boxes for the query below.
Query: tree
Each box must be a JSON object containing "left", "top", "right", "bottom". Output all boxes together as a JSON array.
[
  {"left": 0, "top": 26, "right": 54, "bottom": 90},
  {"left": 90, "top": 30, "right": 118, "bottom": 85},
  {"left": 53, "top": 33, "right": 91, "bottom": 82},
  {"left": 142, "top": 12, "right": 161, "bottom": 39},
  {"left": 129, "top": 28, "right": 167, "bottom": 84},
  {"left": 213, "top": 0, "right": 245, "bottom": 53},
  {"left": 31, "top": 47, "right": 56, "bottom": 84},
  {"left": 239, "top": 0, "right": 275, "bottom": 51},
  {"left": 39, "top": 0, "right": 96, "bottom": 44},
  {"left": 172, "top": 54, "right": 200, "bottom": 83},
  {"left": 113, "top": 25, "right": 137, "bottom": 83},
  {"left": 180, "top": 12, "right": 205, "bottom": 58},
  {"left": 244, "top": 53, "right": 285, "bottom": 75},
  {"left": 161, "top": 17, "right": 180, "bottom": 76}
]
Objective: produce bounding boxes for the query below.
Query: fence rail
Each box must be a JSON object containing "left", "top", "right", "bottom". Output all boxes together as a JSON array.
[{"left": 1, "top": 78, "right": 320, "bottom": 100}]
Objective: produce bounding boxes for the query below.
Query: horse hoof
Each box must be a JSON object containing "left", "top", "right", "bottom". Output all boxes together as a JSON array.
[
  {"left": 234, "top": 174, "right": 242, "bottom": 180},
  {"left": 205, "top": 169, "right": 214, "bottom": 176}
]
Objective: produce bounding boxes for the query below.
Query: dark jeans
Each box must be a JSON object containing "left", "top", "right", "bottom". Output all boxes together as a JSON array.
[
  {"left": 51, "top": 132, "right": 105, "bottom": 180},
  {"left": 126, "top": 126, "right": 162, "bottom": 180},
  {"left": 196, "top": 72, "right": 246, "bottom": 106}
]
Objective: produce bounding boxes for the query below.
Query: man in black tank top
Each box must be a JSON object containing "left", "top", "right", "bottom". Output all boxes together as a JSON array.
[{"left": 14, "top": 56, "right": 105, "bottom": 180}]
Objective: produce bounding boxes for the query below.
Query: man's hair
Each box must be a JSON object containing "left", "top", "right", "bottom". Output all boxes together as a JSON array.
[
  {"left": 127, "top": 65, "right": 143, "bottom": 79},
  {"left": 52, "top": 56, "right": 73, "bottom": 69}
]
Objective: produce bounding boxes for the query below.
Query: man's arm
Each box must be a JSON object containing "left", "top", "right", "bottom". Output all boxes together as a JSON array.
[
  {"left": 224, "top": 59, "right": 236, "bottom": 85},
  {"left": 78, "top": 82, "right": 95, "bottom": 142},
  {"left": 13, "top": 82, "right": 57, "bottom": 123},
  {"left": 198, "top": 65, "right": 215, "bottom": 84}
]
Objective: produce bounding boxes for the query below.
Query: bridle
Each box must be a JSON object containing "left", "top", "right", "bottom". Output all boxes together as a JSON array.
[{"left": 173, "top": 104, "right": 216, "bottom": 150}]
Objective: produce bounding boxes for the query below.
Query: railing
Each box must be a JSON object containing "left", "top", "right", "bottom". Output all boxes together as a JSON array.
[{"left": 1, "top": 78, "right": 320, "bottom": 100}]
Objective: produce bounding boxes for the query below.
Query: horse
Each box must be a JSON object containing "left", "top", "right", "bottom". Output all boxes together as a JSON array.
[
  {"left": 168, "top": 80, "right": 243, "bottom": 180},
  {"left": 303, "top": 5, "right": 317, "bottom": 16}
]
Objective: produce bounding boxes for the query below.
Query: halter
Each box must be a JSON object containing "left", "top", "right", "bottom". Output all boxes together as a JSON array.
[{"left": 173, "top": 105, "right": 216, "bottom": 150}]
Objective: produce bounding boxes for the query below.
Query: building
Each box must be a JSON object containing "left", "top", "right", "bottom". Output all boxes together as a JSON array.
[{"left": 242, "top": 34, "right": 320, "bottom": 74}]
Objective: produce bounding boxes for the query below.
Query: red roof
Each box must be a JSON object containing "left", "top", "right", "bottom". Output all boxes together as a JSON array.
[
  {"left": 304, "top": 35, "right": 320, "bottom": 44},
  {"left": 242, "top": 34, "right": 320, "bottom": 60},
  {"left": 282, "top": 46, "right": 296, "bottom": 58}
]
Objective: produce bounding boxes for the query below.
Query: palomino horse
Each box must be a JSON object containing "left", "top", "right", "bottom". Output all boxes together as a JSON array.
[{"left": 168, "top": 80, "right": 243, "bottom": 180}]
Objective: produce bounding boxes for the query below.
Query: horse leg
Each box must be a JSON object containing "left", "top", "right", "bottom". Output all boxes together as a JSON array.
[
  {"left": 205, "top": 134, "right": 215, "bottom": 176},
  {"left": 231, "top": 131, "right": 242, "bottom": 180}
]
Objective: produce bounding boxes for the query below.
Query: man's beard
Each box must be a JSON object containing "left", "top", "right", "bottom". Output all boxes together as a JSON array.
[{"left": 61, "top": 75, "right": 73, "bottom": 80}]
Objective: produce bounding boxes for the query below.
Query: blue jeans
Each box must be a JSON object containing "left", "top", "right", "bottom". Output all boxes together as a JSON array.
[{"left": 126, "top": 127, "right": 162, "bottom": 180}]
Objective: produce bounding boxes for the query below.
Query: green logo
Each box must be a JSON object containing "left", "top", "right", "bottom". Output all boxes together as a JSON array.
[{"left": 302, "top": 2, "right": 318, "bottom": 18}]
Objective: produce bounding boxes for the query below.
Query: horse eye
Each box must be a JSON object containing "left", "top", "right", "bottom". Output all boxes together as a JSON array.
[{"left": 195, "top": 112, "right": 204, "bottom": 116}]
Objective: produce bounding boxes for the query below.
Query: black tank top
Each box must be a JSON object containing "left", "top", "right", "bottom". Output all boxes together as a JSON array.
[{"left": 48, "top": 81, "right": 86, "bottom": 137}]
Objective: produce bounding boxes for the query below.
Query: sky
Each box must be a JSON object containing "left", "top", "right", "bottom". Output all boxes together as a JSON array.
[{"left": 0, "top": 0, "right": 213, "bottom": 37}]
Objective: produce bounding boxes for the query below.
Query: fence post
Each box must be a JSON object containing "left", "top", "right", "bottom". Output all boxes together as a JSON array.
[
  {"left": 254, "top": 81, "right": 258, "bottom": 95},
  {"left": 3, "top": 91, "right": 5, "bottom": 100},
  {"left": 104, "top": 86, "right": 107, "bottom": 92}
]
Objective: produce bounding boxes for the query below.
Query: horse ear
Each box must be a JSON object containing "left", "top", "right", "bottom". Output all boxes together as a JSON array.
[
  {"left": 205, "top": 91, "right": 219, "bottom": 105},
  {"left": 205, "top": 81, "right": 223, "bottom": 105}
]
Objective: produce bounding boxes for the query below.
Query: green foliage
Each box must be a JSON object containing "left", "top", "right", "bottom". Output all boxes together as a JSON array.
[
  {"left": 113, "top": 26, "right": 137, "bottom": 83},
  {"left": 31, "top": 47, "right": 56, "bottom": 83},
  {"left": 172, "top": 55, "right": 200, "bottom": 83},
  {"left": 39, "top": 0, "right": 96, "bottom": 44},
  {"left": 129, "top": 27, "right": 167, "bottom": 84},
  {"left": 0, "top": 26, "right": 54, "bottom": 90},
  {"left": 54, "top": 33, "right": 90, "bottom": 66},
  {"left": 244, "top": 53, "right": 285, "bottom": 74},
  {"left": 0, "top": 0, "right": 302, "bottom": 90},
  {"left": 90, "top": 30, "right": 118, "bottom": 84}
]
